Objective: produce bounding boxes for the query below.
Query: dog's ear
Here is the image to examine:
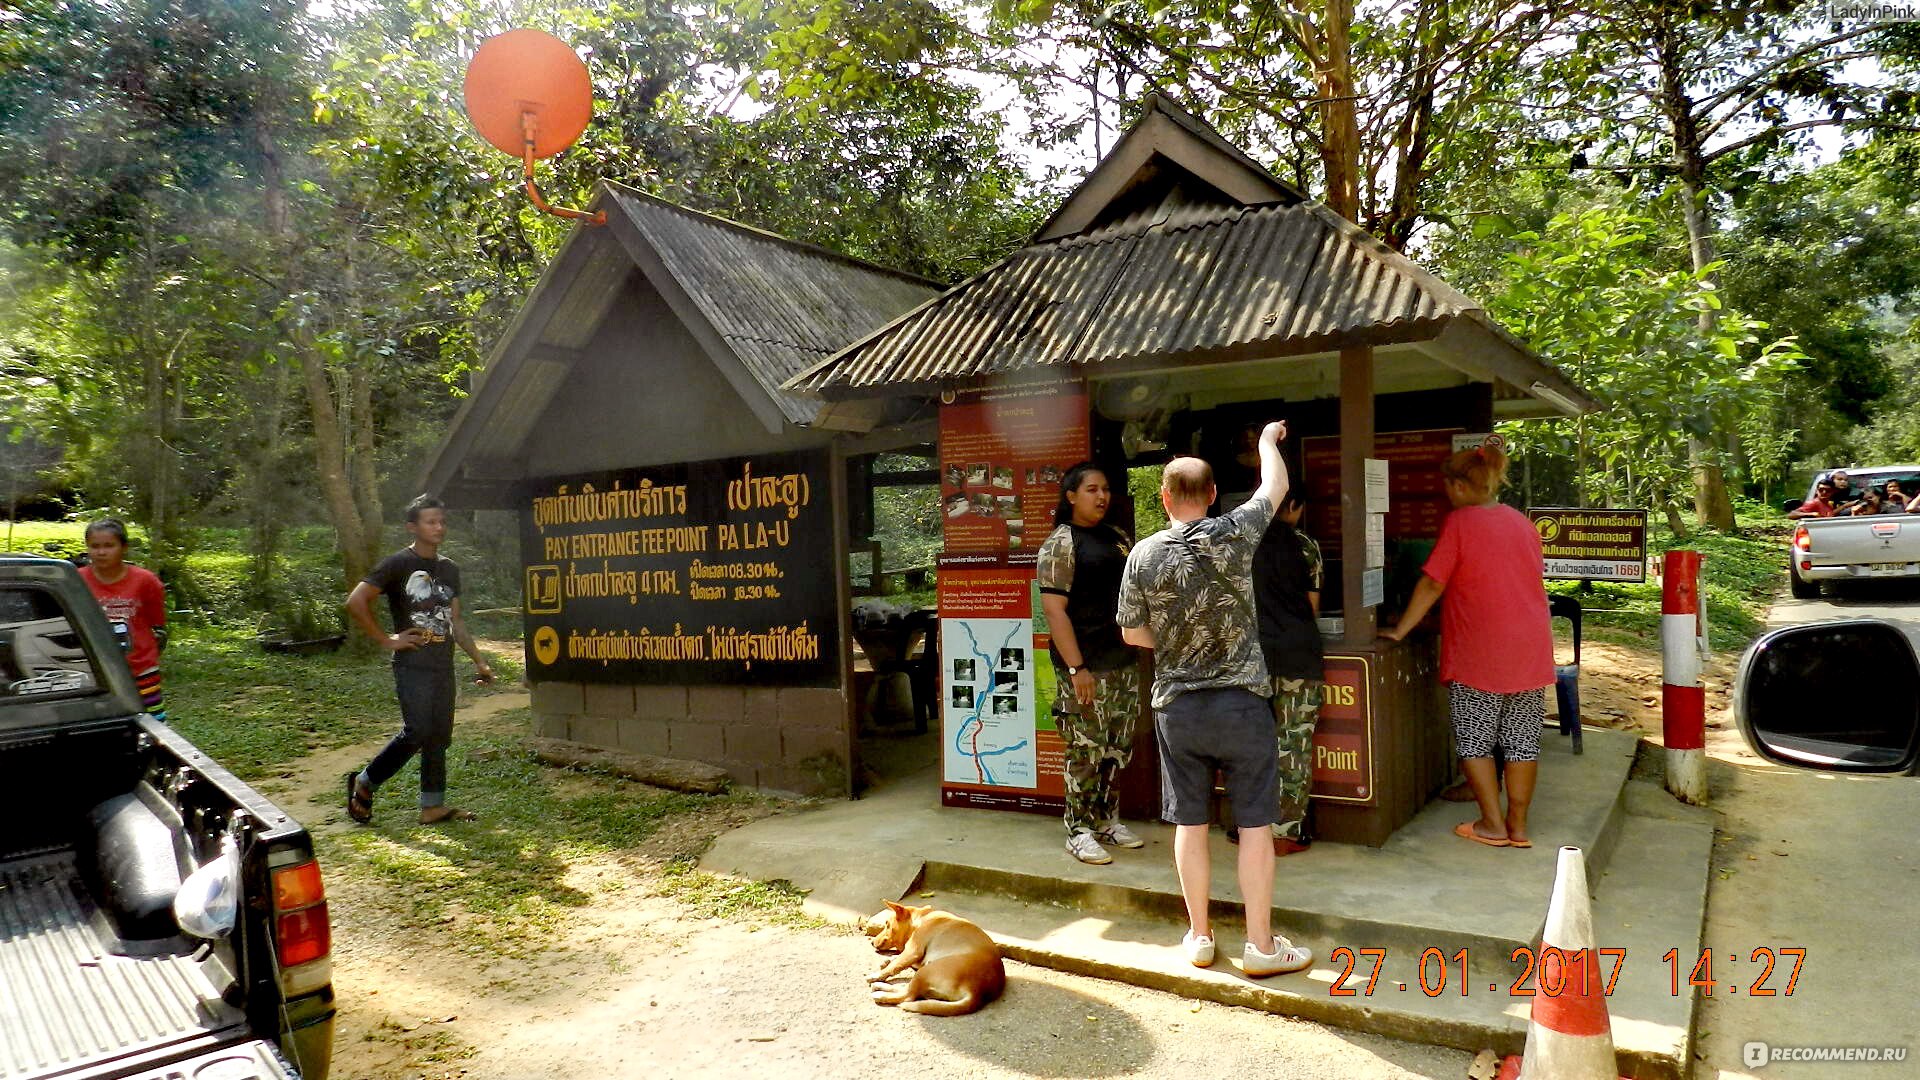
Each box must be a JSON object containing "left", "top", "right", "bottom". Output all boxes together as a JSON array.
[{"left": 884, "top": 899, "right": 907, "bottom": 915}]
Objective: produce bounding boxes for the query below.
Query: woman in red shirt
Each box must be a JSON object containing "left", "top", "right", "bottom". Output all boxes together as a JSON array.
[
  {"left": 80, "top": 519, "right": 169, "bottom": 719},
  {"left": 1381, "top": 443, "right": 1553, "bottom": 848}
]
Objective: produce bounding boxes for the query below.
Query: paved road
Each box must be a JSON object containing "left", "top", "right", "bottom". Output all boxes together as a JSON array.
[
  {"left": 1765, "top": 578, "right": 1920, "bottom": 628},
  {"left": 1694, "top": 581, "right": 1920, "bottom": 1080}
]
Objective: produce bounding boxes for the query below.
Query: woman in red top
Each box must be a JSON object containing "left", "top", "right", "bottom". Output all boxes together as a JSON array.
[
  {"left": 1382, "top": 443, "right": 1553, "bottom": 848},
  {"left": 79, "top": 519, "right": 169, "bottom": 719}
]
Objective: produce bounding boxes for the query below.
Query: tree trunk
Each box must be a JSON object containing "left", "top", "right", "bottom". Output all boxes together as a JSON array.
[
  {"left": 252, "top": 117, "right": 378, "bottom": 586},
  {"left": 1304, "top": 0, "right": 1362, "bottom": 222},
  {"left": 1657, "top": 26, "right": 1737, "bottom": 533}
]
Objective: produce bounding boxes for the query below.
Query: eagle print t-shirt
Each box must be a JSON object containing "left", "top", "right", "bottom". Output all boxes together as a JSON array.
[{"left": 364, "top": 548, "right": 460, "bottom": 671}]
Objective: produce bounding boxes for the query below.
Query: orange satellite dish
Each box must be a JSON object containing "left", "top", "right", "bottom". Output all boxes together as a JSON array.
[{"left": 462, "top": 29, "right": 603, "bottom": 224}]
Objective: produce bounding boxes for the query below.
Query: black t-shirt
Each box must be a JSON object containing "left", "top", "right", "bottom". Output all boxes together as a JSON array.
[
  {"left": 1252, "top": 519, "right": 1324, "bottom": 681},
  {"left": 363, "top": 548, "right": 460, "bottom": 670},
  {"left": 1036, "top": 523, "right": 1136, "bottom": 672}
]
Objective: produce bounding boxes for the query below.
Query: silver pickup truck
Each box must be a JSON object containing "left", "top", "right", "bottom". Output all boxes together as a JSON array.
[{"left": 1786, "top": 466, "right": 1920, "bottom": 598}]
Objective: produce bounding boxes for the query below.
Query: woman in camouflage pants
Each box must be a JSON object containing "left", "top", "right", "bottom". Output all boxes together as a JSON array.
[{"left": 1037, "top": 463, "right": 1144, "bottom": 865}]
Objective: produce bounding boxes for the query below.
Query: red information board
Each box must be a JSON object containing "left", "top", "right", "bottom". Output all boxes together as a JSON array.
[
  {"left": 936, "top": 382, "right": 1086, "bottom": 814},
  {"left": 1312, "top": 654, "right": 1373, "bottom": 803},
  {"left": 937, "top": 384, "right": 1090, "bottom": 567},
  {"left": 1301, "top": 428, "right": 1463, "bottom": 559}
]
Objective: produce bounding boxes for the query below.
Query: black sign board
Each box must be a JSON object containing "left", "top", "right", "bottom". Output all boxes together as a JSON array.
[
  {"left": 1525, "top": 507, "right": 1649, "bottom": 583},
  {"left": 520, "top": 449, "right": 838, "bottom": 686}
]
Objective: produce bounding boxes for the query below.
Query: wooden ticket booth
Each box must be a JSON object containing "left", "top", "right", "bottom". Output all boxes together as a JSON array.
[
  {"left": 422, "top": 182, "right": 944, "bottom": 798},
  {"left": 788, "top": 96, "right": 1597, "bottom": 845}
]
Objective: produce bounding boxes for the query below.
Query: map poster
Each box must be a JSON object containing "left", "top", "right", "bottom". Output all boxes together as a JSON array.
[
  {"left": 938, "top": 567, "right": 1065, "bottom": 814},
  {"left": 1302, "top": 428, "right": 1464, "bottom": 559},
  {"left": 1311, "top": 654, "right": 1374, "bottom": 803},
  {"left": 937, "top": 383, "right": 1090, "bottom": 569}
]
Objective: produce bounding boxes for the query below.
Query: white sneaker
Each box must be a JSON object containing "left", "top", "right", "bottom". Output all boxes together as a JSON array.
[
  {"left": 1096, "top": 821, "right": 1146, "bottom": 849},
  {"left": 1243, "top": 936, "right": 1313, "bottom": 977},
  {"left": 1066, "top": 830, "right": 1112, "bottom": 865},
  {"left": 1183, "top": 930, "right": 1216, "bottom": 968}
]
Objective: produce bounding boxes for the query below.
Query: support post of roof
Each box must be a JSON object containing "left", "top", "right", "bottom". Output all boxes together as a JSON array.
[
  {"left": 829, "top": 438, "right": 859, "bottom": 797},
  {"left": 1339, "top": 345, "right": 1377, "bottom": 646}
]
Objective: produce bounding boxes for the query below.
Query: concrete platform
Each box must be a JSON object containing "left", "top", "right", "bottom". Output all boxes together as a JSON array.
[{"left": 701, "top": 727, "right": 1711, "bottom": 1077}]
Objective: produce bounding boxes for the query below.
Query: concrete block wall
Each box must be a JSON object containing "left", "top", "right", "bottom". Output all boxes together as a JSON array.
[{"left": 531, "top": 680, "right": 850, "bottom": 797}]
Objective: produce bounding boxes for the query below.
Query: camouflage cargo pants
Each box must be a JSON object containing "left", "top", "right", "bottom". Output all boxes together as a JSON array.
[
  {"left": 1053, "top": 661, "right": 1143, "bottom": 836},
  {"left": 1271, "top": 676, "right": 1323, "bottom": 841}
]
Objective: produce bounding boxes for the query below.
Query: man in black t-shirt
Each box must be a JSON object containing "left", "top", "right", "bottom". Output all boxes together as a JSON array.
[
  {"left": 1252, "top": 489, "right": 1323, "bottom": 855},
  {"left": 343, "top": 494, "right": 494, "bottom": 825}
]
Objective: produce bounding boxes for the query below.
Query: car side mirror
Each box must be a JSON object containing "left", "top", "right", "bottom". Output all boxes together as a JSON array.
[
  {"left": 1736, "top": 620, "right": 1920, "bottom": 773},
  {"left": 1780, "top": 498, "right": 1803, "bottom": 514}
]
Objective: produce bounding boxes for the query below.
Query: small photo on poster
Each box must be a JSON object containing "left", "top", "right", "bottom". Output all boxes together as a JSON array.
[
  {"left": 970, "top": 494, "right": 996, "bottom": 516},
  {"left": 999, "top": 647, "right": 1026, "bottom": 671},
  {"left": 992, "top": 466, "right": 1015, "bottom": 489},
  {"left": 967, "top": 463, "right": 990, "bottom": 485},
  {"left": 994, "top": 670, "right": 1020, "bottom": 693},
  {"left": 952, "top": 685, "right": 976, "bottom": 709},
  {"left": 995, "top": 495, "right": 1019, "bottom": 517},
  {"left": 944, "top": 463, "right": 966, "bottom": 488},
  {"left": 953, "top": 658, "right": 977, "bottom": 683},
  {"left": 944, "top": 493, "right": 971, "bottom": 518},
  {"left": 1007, "top": 520, "right": 1025, "bottom": 549},
  {"left": 991, "top": 694, "right": 1020, "bottom": 716},
  {"left": 1039, "top": 464, "right": 1061, "bottom": 484},
  {"left": 1024, "top": 468, "right": 1038, "bottom": 485}
]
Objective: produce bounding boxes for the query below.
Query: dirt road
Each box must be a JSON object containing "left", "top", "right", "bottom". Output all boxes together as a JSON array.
[{"left": 261, "top": 691, "right": 1472, "bottom": 1079}]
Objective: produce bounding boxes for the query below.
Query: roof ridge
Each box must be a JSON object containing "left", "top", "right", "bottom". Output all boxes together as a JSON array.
[{"left": 600, "top": 180, "right": 944, "bottom": 289}]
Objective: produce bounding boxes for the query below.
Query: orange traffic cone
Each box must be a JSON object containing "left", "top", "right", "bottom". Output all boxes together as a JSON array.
[{"left": 1496, "top": 846, "right": 1624, "bottom": 1080}]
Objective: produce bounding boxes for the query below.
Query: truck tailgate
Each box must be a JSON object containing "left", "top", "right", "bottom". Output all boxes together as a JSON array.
[
  {"left": 1804, "top": 517, "right": 1920, "bottom": 568},
  {"left": 0, "top": 853, "right": 246, "bottom": 1080}
]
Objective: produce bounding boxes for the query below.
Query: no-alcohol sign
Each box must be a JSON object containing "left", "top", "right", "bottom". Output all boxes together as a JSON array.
[{"left": 1526, "top": 507, "right": 1649, "bottom": 582}]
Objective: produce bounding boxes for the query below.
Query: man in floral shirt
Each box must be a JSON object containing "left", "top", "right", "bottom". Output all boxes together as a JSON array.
[{"left": 1117, "top": 420, "right": 1313, "bottom": 979}]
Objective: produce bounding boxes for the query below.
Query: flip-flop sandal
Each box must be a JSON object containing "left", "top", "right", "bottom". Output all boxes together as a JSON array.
[
  {"left": 1508, "top": 838, "right": 1534, "bottom": 848},
  {"left": 1439, "top": 782, "right": 1478, "bottom": 802},
  {"left": 344, "top": 772, "right": 372, "bottom": 825},
  {"left": 1454, "top": 821, "right": 1510, "bottom": 847}
]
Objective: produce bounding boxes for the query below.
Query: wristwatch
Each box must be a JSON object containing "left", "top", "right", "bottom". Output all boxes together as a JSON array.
[{"left": 1067, "top": 665, "right": 1082, "bottom": 677}]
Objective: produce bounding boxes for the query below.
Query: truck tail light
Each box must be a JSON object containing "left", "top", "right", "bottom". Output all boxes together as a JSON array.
[
  {"left": 272, "top": 859, "right": 331, "bottom": 993},
  {"left": 1793, "top": 526, "right": 1811, "bottom": 551}
]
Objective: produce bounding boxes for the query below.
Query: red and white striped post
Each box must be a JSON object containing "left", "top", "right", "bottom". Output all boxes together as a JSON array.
[{"left": 1661, "top": 550, "right": 1708, "bottom": 805}]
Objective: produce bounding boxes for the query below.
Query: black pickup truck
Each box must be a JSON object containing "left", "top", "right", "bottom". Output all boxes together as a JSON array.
[{"left": 0, "top": 555, "right": 334, "bottom": 1079}]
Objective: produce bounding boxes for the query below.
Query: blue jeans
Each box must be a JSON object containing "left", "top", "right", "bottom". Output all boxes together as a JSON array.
[{"left": 364, "top": 664, "right": 456, "bottom": 807}]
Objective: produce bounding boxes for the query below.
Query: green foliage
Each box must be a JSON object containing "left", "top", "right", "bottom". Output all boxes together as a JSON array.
[{"left": 1486, "top": 202, "right": 1804, "bottom": 519}]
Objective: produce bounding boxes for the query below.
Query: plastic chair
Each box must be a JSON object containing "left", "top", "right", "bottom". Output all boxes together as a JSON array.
[{"left": 1548, "top": 594, "right": 1582, "bottom": 754}]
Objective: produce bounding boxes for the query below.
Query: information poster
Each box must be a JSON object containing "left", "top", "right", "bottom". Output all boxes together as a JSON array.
[
  {"left": 519, "top": 449, "right": 837, "bottom": 685},
  {"left": 937, "top": 382, "right": 1086, "bottom": 814},
  {"left": 1528, "top": 508, "right": 1649, "bottom": 583},
  {"left": 1302, "top": 428, "right": 1464, "bottom": 559},
  {"left": 938, "top": 385, "right": 1091, "bottom": 567},
  {"left": 1311, "top": 654, "right": 1374, "bottom": 803}
]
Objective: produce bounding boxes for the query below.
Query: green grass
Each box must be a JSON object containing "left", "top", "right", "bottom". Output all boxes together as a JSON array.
[
  {"left": 164, "top": 623, "right": 522, "bottom": 781},
  {"left": 1545, "top": 512, "right": 1789, "bottom": 653},
  {"left": 322, "top": 711, "right": 798, "bottom": 955}
]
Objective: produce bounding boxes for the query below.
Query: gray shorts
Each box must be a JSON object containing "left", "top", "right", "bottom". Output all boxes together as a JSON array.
[
  {"left": 1154, "top": 687, "right": 1278, "bottom": 828},
  {"left": 1448, "top": 683, "right": 1545, "bottom": 762}
]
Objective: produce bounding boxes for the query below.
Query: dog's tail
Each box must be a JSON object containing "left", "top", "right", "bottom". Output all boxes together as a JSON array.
[{"left": 898, "top": 993, "right": 981, "bottom": 1017}]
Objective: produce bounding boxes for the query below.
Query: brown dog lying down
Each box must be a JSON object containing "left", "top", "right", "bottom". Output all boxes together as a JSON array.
[{"left": 864, "top": 899, "right": 1006, "bottom": 1016}]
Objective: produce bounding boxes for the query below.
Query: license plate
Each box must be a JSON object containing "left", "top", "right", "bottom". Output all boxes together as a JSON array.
[{"left": 1863, "top": 563, "right": 1920, "bottom": 577}]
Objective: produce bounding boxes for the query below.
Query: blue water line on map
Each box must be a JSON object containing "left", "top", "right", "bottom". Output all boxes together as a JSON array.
[{"left": 951, "top": 621, "right": 1032, "bottom": 784}]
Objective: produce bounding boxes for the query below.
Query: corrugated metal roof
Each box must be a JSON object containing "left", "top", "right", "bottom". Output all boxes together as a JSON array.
[
  {"left": 789, "top": 200, "right": 1486, "bottom": 396},
  {"left": 605, "top": 184, "right": 942, "bottom": 423}
]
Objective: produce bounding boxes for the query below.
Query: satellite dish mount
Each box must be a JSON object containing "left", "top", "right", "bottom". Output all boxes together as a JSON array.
[{"left": 463, "top": 29, "right": 605, "bottom": 226}]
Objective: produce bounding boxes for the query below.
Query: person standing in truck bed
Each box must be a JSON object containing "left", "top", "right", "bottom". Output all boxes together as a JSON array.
[
  {"left": 344, "top": 494, "right": 494, "bottom": 825},
  {"left": 79, "top": 519, "right": 169, "bottom": 719}
]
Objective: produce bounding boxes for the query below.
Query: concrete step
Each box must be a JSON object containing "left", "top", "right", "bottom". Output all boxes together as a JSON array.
[{"left": 925, "top": 788, "right": 1712, "bottom": 1080}]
